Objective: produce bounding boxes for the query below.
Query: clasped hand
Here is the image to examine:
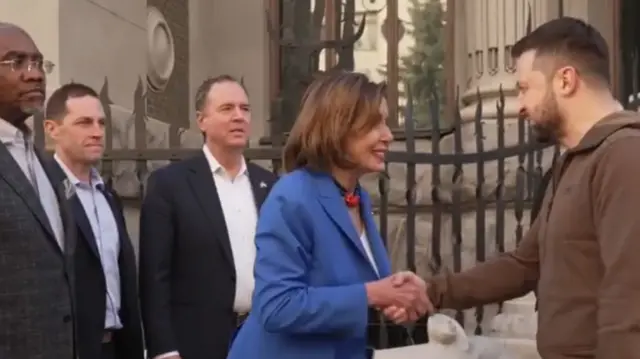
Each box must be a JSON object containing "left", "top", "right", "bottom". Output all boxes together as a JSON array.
[{"left": 366, "top": 271, "right": 434, "bottom": 324}]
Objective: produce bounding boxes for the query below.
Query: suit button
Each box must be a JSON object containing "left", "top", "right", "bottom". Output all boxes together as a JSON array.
[{"left": 63, "top": 315, "right": 72, "bottom": 323}]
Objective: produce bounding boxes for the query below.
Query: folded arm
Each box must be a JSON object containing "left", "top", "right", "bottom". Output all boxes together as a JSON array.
[
  {"left": 592, "top": 138, "right": 640, "bottom": 358},
  {"left": 428, "top": 218, "right": 540, "bottom": 310},
  {"left": 253, "top": 191, "right": 369, "bottom": 336}
]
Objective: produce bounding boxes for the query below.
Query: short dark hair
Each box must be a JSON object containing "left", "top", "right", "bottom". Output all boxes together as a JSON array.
[
  {"left": 45, "top": 82, "right": 99, "bottom": 120},
  {"left": 283, "top": 71, "right": 386, "bottom": 173},
  {"left": 194, "top": 74, "right": 247, "bottom": 112},
  {"left": 511, "top": 17, "right": 610, "bottom": 84}
]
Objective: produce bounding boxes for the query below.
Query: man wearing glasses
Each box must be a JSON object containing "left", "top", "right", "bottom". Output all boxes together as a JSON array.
[{"left": 0, "top": 23, "right": 77, "bottom": 358}]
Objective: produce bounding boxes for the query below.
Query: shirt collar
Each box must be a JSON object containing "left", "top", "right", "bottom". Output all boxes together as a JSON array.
[
  {"left": 54, "top": 153, "right": 104, "bottom": 188},
  {"left": 0, "top": 117, "right": 31, "bottom": 145},
  {"left": 202, "top": 145, "right": 247, "bottom": 178}
]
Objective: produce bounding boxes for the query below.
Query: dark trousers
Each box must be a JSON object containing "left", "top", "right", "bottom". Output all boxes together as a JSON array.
[{"left": 101, "top": 341, "right": 116, "bottom": 359}]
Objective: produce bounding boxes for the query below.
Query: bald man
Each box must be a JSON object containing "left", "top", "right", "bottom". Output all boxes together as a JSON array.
[{"left": 0, "top": 23, "right": 77, "bottom": 358}]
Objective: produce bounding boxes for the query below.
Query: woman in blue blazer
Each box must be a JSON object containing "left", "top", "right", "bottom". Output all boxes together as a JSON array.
[{"left": 227, "top": 72, "right": 430, "bottom": 359}]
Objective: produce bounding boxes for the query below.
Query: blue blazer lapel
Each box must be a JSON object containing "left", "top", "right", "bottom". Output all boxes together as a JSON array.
[
  {"left": 313, "top": 173, "right": 371, "bottom": 264},
  {"left": 361, "top": 191, "right": 391, "bottom": 278}
]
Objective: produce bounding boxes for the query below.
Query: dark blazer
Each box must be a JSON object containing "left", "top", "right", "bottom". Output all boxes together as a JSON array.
[
  {"left": 227, "top": 168, "right": 391, "bottom": 359},
  {"left": 0, "top": 145, "right": 77, "bottom": 358},
  {"left": 50, "top": 161, "right": 144, "bottom": 359},
  {"left": 139, "top": 153, "right": 277, "bottom": 359}
]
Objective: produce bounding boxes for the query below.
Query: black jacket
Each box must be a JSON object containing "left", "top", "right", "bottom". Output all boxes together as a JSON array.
[
  {"left": 139, "top": 154, "right": 277, "bottom": 359},
  {"left": 50, "top": 161, "right": 144, "bottom": 359}
]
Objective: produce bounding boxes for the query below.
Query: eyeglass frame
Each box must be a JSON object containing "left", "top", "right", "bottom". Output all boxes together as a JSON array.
[{"left": 0, "top": 57, "right": 55, "bottom": 74}]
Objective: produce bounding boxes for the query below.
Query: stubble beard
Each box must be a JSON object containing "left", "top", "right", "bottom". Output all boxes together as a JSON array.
[
  {"left": 20, "top": 102, "right": 44, "bottom": 116},
  {"left": 531, "top": 95, "right": 563, "bottom": 144}
]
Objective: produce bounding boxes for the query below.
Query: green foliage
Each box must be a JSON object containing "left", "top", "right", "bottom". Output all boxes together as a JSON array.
[
  {"left": 379, "top": 0, "right": 445, "bottom": 128},
  {"left": 404, "top": 0, "right": 445, "bottom": 127}
]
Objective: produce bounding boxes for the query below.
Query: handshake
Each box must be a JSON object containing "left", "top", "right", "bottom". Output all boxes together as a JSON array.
[{"left": 365, "top": 271, "right": 435, "bottom": 324}]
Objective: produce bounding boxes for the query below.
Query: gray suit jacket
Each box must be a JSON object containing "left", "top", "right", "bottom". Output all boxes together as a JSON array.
[{"left": 0, "top": 144, "right": 76, "bottom": 359}]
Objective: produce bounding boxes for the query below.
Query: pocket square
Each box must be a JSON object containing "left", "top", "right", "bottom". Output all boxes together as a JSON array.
[{"left": 260, "top": 181, "right": 267, "bottom": 188}]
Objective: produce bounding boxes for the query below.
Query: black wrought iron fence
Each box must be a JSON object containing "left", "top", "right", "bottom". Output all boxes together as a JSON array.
[
  {"left": 32, "top": 76, "right": 559, "bottom": 348},
  {"left": 30, "top": 8, "right": 640, "bottom": 348},
  {"left": 371, "top": 84, "right": 561, "bottom": 346},
  {"left": 25, "top": 2, "right": 640, "bottom": 352}
]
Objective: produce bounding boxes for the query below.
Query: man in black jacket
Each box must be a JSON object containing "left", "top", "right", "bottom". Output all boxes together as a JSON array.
[
  {"left": 139, "top": 75, "right": 277, "bottom": 359},
  {"left": 44, "top": 83, "right": 144, "bottom": 359}
]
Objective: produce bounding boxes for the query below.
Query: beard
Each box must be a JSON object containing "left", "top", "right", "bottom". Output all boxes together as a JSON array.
[
  {"left": 20, "top": 102, "right": 44, "bottom": 116},
  {"left": 529, "top": 93, "right": 563, "bottom": 144}
]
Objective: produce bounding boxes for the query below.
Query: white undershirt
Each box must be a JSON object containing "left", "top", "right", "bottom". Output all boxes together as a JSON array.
[
  {"left": 360, "top": 231, "right": 379, "bottom": 276},
  {"left": 203, "top": 146, "right": 258, "bottom": 313},
  {"left": 154, "top": 147, "right": 258, "bottom": 359}
]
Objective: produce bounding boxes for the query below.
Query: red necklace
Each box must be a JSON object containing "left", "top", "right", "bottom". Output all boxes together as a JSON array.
[
  {"left": 334, "top": 180, "right": 360, "bottom": 208},
  {"left": 344, "top": 192, "right": 360, "bottom": 208}
]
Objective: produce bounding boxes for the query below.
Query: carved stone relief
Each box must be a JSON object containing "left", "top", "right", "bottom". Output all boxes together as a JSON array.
[{"left": 147, "top": 6, "right": 175, "bottom": 92}]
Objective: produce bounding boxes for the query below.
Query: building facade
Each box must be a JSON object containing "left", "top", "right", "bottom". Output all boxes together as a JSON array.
[
  {"left": 1, "top": 0, "right": 637, "bottom": 356},
  {"left": 1, "top": 0, "right": 632, "bottom": 140}
]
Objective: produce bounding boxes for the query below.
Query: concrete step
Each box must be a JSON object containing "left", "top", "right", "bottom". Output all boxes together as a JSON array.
[
  {"left": 495, "top": 337, "right": 541, "bottom": 359},
  {"left": 501, "top": 299, "right": 536, "bottom": 315}
]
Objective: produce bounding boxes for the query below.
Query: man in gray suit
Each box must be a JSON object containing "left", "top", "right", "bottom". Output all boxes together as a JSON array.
[{"left": 0, "top": 23, "right": 76, "bottom": 358}]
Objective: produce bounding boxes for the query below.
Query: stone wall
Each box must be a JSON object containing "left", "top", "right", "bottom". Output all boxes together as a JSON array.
[{"left": 146, "top": 0, "right": 190, "bottom": 128}]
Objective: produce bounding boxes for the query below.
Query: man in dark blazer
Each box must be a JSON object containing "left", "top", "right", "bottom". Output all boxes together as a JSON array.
[
  {"left": 0, "top": 23, "right": 77, "bottom": 358},
  {"left": 139, "top": 75, "right": 277, "bottom": 359},
  {"left": 44, "top": 83, "right": 144, "bottom": 359}
]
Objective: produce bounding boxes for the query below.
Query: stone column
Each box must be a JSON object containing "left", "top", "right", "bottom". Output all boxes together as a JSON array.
[
  {"left": 490, "top": 293, "right": 540, "bottom": 358},
  {"left": 458, "top": 0, "right": 551, "bottom": 120}
]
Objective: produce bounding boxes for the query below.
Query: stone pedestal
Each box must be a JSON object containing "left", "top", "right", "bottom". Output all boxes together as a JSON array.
[
  {"left": 489, "top": 293, "right": 540, "bottom": 358},
  {"left": 374, "top": 314, "right": 526, "bottom": 359}
]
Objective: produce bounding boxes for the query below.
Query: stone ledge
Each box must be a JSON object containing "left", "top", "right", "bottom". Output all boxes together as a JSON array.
[
  {"left": 490, "top": 295, "right": 537, "bottom": 341},
  {"left": 490, "top": 312, "right": 537, "bottom": 340},
  {"left": 374, "top": 337, "right": 539, "bottom": 359},
  {"left": 500, "top": 294, "right": 537, "bottom": 315},
  {"left": 374, "top": 313, "right": 540, "bottom": 358},
  {"left": 493, "top": 338, "right": 540, "bottom": 359}
]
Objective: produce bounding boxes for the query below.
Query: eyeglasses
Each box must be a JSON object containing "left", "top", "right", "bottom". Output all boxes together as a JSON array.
[{"left": 0, "top": 58, "right": 55, "bottom": 74}]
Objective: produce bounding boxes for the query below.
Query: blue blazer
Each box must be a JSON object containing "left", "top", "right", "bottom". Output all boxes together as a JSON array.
[{"left": 227, "top": 168, "right": 391, "bottom": 359}]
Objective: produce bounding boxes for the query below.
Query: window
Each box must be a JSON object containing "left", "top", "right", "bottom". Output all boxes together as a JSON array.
[{"left": 354, "top": 12, "right": 378, "bottom": 51}]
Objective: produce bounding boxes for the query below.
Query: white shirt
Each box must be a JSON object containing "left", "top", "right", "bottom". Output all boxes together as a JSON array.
[
  {"left": 202, "top": 145, "right": 258, "bottom": 313},
  {"left": 156, "top": 146, "right": 258, "bottom": 359},
  {"left": 55, "top": 155, "right": 122, "bottom": 329},
  {"left": 360, "top": 231, "right": 379, "bottom": 276}
]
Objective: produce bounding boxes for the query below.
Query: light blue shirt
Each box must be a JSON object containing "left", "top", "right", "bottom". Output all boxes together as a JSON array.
[
  {"left": 0, "top": 118, "right": 64, "bottom": 247},
  {"left": 55, "top": 154, "right": 122, "bottom": 329}
]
